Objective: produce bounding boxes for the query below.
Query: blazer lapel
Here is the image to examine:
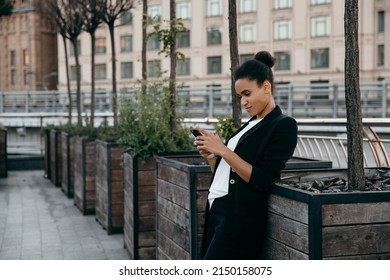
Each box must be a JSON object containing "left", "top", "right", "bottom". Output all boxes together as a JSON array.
[{"left": 234, "top": 106, "right": 282, "bottom": 149}]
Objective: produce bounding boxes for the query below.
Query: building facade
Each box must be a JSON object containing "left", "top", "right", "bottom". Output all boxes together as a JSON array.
[
  {"left": 1, "top": 0, "right": 389, "bottom": 93},
  {"left": 0, "top": 0, "right": 58, "bottom": 91}
]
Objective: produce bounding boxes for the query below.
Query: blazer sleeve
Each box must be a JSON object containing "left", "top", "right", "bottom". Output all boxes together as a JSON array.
[{"left": 248, "top": 116, "right": 298, "bottom": 191}]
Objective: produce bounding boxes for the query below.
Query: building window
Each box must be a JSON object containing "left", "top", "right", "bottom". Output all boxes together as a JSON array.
[
  {"left": 148, "top": 60, "right": 161, "bottom": 77},
  {"left": 240, "top": 0, "right": 256, "bottom": 13},
  {"left": 310, "top": 80, "right": 329, "bottom": 99},
  {"left": 207, "top": 0, "right": 222, "bottom": 17},
  {"left": 311, "top": 0, "right": 330, "bottom": 5},
  {"left": 70, "top": 65, "right": 81, "bottom": 81},
  {"left": 207, "top": 56, "right": 222, "bottom": 74},
  {"left": 311, "top": 48, "right": 329, "bottom": 69},
  {"left": 377, "top": 44, "right": 385, "bottom": 66},
  {"left": 95, "top": 37, "right": 106, "bottom": 54},
  {"left": 120, "top": 35, "right": 133, "bottom": 52},
  {"left": 239, "top": 54, "right": 254, "bottom": 63},
  {"left": 120, "top": 10, "right": 133, "bottom": 25},
  {"left": 207, "top": 84, "right": 222, "bottom": 95},
  {"left": 69, "top": 40, "right": 81, "bottom": 56},
  {"left": 177, "top": 2, "right": 191, "bottom": 19},
  {"left": 378, "top": 11, "right": 385, "bottom": 33},
  {"left": 207, "top": 27, "right": 222, "bottom": 45},
  {"left": 274, "top": 20, "right": 292, "bottom": 40},
  {"left": 10, "top": 50, "right": 16, "bottom": 66},
  {"left": 11, "top": 69, "right": 16, "bottom": 85},
  {"left": 147, "top": 33, "right": 161, "bottom": 50},
  {"left": 121, "top": 62, "right": 133, "bottom": 79},
  {"left": 274, "top": 0, "right": 292, "bottom": 9},
  {"left": 177, "top": 58, "right": 191, "bottom": 76},
  {"left": 311, "top": 16, "right": 330, "bottom": 37},
  {"left": 177, "top": 31, "right": 190, "bottom": 48},
  {"left": 148, "top": 5, "right": 161, "bottom": 23},
  {"left": 239, "top": 24, "right": 256, "bottom": 42},
  {"left": 177, "top": 85, "right": 190, "bottom": 96},
  {"left": 24, "top": 69, "right": 29, "bottom": 86},
  {"left": 274, "top": 51, "right": 291, "bottom": 70},
  {"left": 95, "top": 64, "right": 107, "bottom": 80},
  {"left": 23, "top": 49, "right": 29, "bottom": 66}
]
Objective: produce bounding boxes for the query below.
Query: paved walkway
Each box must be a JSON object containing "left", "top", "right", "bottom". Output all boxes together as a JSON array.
[{"left": 0, "top": 170, "right": 130, "bottom": 260}]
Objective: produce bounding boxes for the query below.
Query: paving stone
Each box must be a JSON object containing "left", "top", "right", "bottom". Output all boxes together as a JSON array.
[{"left": 0, "top": 171, "right": 130, "bottom": 260}]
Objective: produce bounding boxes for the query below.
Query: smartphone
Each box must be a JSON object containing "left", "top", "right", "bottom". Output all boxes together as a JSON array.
[{"left": 191, "top": 129, "right": 202, "bottom": 137}]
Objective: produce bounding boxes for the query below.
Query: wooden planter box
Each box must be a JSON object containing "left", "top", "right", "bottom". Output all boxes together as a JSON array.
[
  {"left": 0, "top": 129, "right": 7, "bottom": 178},
  {"left": 73, "top": 137, "right": 96, "bottom": 215},
  {"left": 49, "top": 129, "right": 62, "bottom": 187},
  {"left": 156, "top": 154, "right": 211, "bottom": 260},
  {"left": 61, "top": 132, "right": 74, "bottom": 198},
  {"left": 154, "top": 155, "right": 333, "bottom": 260},
  {"left": 95, "top": 140, "right": 124, "bottom": 234},
  {"left": 43, "top": 129, "right": 50, "bottom": 179},
  {"left": 123, "top": 153, "right": 157, "bottom": 260},
  {"left": 264, "top": 168, "right": 390, "bottom": 260}
]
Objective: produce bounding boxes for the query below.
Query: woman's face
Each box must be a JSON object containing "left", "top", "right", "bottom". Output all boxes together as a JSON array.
[{"left": 235, "top": 78, "right": 274, "bottom": 119}]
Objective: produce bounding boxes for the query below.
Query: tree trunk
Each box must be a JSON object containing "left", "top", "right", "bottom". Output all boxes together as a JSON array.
[
  {"left": 169, "top": 0, "right": 177, "bottom": 131},
  {"left": 90, "top": 31, "right": 96, "bottom": 128},
  {"left": 228, "top": 0, "right": 241, "bottom": 129},
  {"left": 73, "top": 38, "right": 82, "bottom": 126},
  {"left": 141, "top": 0, "right": 147, "bottom": 96},
  {"left": 344, "top": 0, "right": 365, "bottom": 190},
  {"left": 108, "top": 23, "right": 118, "bottom": 126},
  {"left": 62, "top": 34, "right": 72, "bottom": 123}
]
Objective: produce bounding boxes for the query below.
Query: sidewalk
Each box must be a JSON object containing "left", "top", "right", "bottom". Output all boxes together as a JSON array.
[{"left": 0, "top": 170, "right": 130, "bottom": 260}]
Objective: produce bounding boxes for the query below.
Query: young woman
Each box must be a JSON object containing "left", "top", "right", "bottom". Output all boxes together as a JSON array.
[{"left": 193, "top": 51, "right": 298, "bottom": 260}]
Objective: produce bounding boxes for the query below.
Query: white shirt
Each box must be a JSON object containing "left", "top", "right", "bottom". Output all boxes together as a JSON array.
[{"left": 208, "top": 118, "right": 263, "bottom": 208}]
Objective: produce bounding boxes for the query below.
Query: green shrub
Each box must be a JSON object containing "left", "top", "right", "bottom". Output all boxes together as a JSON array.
[
  {"left": 95, "top": 120, "right": 118, "bottom": 143},
  {"left": 215, "top": 116, "right": 237, "bottom": 140},
  {"left": 40, "top": 123, "right": 58, "bottom": 135},
  {"left": 72, "top": 124, "right": 98, "bottom": 140},
  {"left": 61, "top": 118, "right": 99, "bottom": 140},
  {"left": 118, "top": 80, "right": 193, "bottom": 161}
]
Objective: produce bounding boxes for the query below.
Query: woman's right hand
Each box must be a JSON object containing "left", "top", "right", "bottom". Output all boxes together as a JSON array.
[
  {"left": 193, "top": 128, "right": 217, "bottom": 171},
  {"left": 198, "top": 148, "right": 215, "bottom": 160},
  {"left": 198, "top": 147, "right": 217, "bottom": 173}
]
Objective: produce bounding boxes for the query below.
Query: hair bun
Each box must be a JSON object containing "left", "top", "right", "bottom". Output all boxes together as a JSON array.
[{"left": 254, "top": 51, "right": 275, "bottom": 68}]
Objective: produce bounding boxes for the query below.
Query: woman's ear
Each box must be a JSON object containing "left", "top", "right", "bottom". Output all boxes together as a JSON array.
[{"left": 263, "top": 81, "right": 271, "bottom": 94}]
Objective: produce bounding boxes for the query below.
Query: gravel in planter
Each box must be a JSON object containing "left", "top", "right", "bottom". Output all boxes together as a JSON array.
[{"left": 278, "top": 170, "right": 390, "bottom": 193}]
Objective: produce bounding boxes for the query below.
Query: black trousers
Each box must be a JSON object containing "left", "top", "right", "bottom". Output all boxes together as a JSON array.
[
  {"left": 202, "top": 195, "right": 236, "bottom": 260},
  {"left": 202, "top": 195, "right": 267, "bottom": 260}
]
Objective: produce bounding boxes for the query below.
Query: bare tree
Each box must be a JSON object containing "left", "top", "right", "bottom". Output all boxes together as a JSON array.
[
  {"left": 65, "top": 0, "right": 85, "bottom": 126},
  {"left": 39, "top": 0, "right": 73, "bottom": 123},
  {"left": 0, "top": 0, "right": 13, "bottom": 17},
  {"left": 228, "top": 0, "right": 241, "bottom": 129},
  {"left": 345, "top": 0, "right": 365, "bottom": 190},
  {"left": 78, "top": 0, "right": 104, "bottom": 128},
  {"left": 168, "top": 0, "right": 177, "bottom": 131},
  {"left": 151, "top": 1, "right": 186, "bottom": 131},
  {"left": 141, "top": 0, "right": 147, "bottom": 96},
  {"left": 102, "top": 0, "right": 135, "bottom": 126}
]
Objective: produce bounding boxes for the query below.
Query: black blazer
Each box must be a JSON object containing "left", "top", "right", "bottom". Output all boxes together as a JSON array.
[{"left": 201, "top": 106, "right": 298, "bottom": 259}]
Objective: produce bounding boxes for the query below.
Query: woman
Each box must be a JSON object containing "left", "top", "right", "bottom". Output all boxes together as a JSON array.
[{"left": 193, "top": 51, "right": 298, "bottom": 260}]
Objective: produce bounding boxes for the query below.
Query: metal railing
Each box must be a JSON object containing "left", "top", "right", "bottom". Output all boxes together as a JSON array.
[
  {"left": 6, "top": 131, "right": 389, "bottom": 169},
  {"left": 0, "top": 80, "right": 389, "bottom": 118},
  {"left": 2, "top": 112, "right": 390, "bottom": 168},
  {"left": 295, "top": 135, "right": 390, "bottom": 168}
]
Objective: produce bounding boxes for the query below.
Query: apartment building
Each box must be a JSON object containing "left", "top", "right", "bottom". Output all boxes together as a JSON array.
[
  {"left": 0, "top": 0, "right": 58, "bottom": 91},
  {"left": 1, "top": 0, "right": 388, "bottom": 92}
]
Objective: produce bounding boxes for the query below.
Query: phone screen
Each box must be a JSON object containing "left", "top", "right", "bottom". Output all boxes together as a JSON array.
[{"left": 191, "top": 129, "right": 202, "bottom": 137}]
